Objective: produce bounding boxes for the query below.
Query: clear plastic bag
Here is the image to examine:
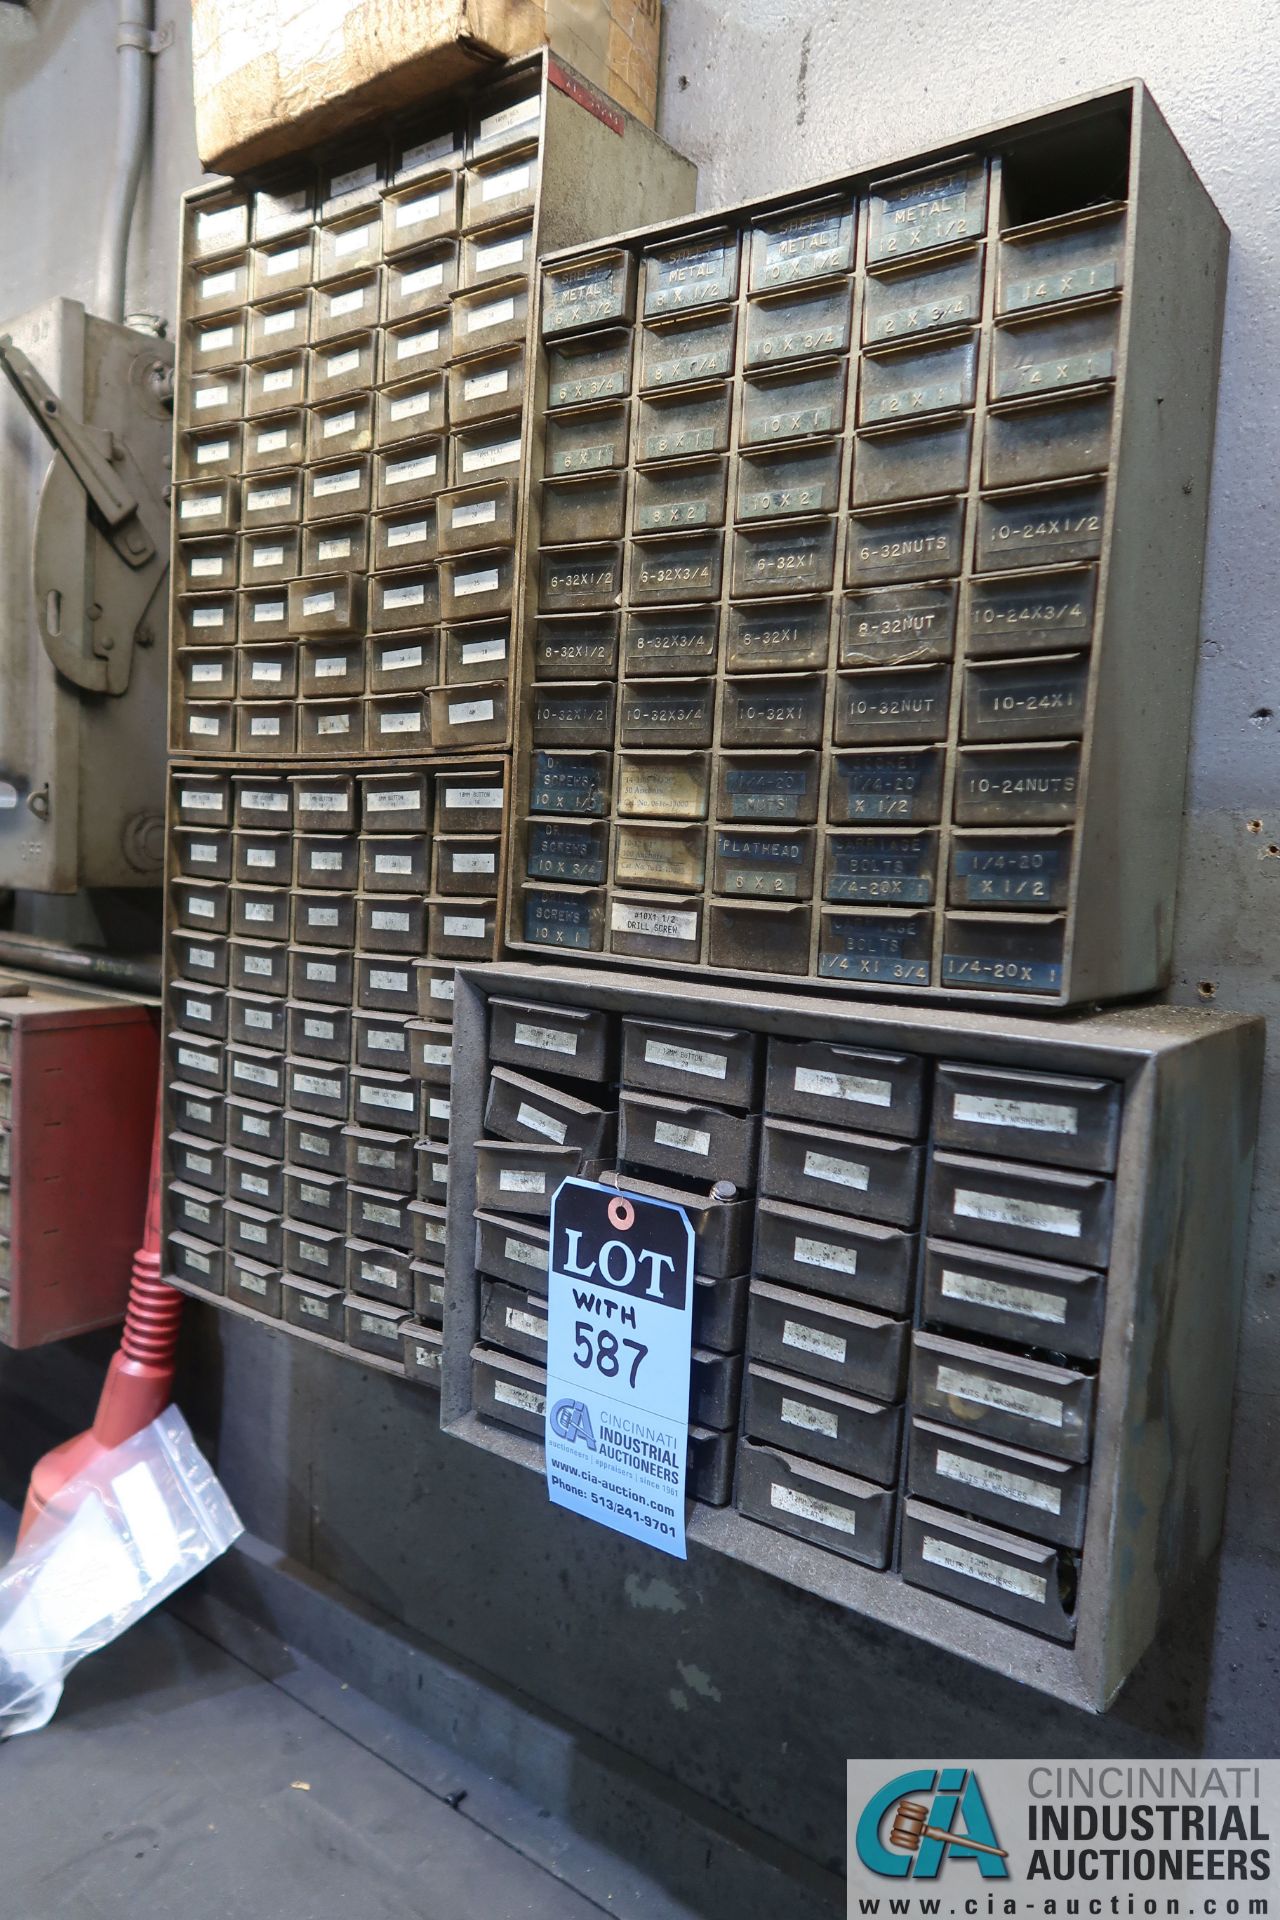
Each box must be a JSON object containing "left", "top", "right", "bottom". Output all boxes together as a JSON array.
[{"left": 0, "top": 1407, "right": 242, "bottom": 1736}]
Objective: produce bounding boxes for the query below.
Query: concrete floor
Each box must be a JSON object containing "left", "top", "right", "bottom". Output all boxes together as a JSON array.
[{"left": 0, "top": 1605, "right": 683, "bottom": 1920}]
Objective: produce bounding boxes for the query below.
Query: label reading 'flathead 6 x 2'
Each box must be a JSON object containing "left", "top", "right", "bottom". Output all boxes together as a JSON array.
[{"left": 545, "top": 1177, "right": 694, "bottom": 1559}]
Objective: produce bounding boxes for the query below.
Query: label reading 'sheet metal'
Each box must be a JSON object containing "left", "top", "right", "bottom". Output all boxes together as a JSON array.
[
  {"left": 610, "top": 903, "right": 698, "bottom": 943},
  {"left": 952, "top": 1092, "right": 1079, "bottom": 1134},
  {"left": 781, "top": 1396, "right": 839, "bottom": 1438},
  {"left": 770, "top": 1483, "right": 856, "bottom": 1535},
  {"left": 920, "top": 1535, "right": 1047, "bottom": 1603},
  {"left": 782, "top": 1319, "right": 847, "bottom": 1362},
  {"left": 935, "top": 1447, "right": 1063, "bottom": 1516},
  {"left": 644, "top": 1040, "right": 727, "bottom": 1081},
  {"left": 935, "top": 1363, "right": 1064, "bottom": 1428},
  {"left": 953, "top": 1188, "right": 1082, "bottom": 1238},
  {"left": 795, "top": 1236, "right": 859, "bottom": 1275},
  {"left": 940, "top": 1268, "right": 1067, "bottom": 1324},
  {"left": 653, "top": 1119, "right": 711, "bottom": 1158},
  {"left": 802, "top": 1150, "right": 870, "bottom": 1192}
]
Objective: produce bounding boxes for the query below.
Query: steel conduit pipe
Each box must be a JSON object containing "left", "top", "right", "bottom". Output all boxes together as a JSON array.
[{"left": 97, "top": 0, "right": 155, "bottom": 324}]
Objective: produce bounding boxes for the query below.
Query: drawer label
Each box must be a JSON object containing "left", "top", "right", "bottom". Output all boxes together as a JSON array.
[
  {"left": 380, "top": 641, "right": 425, "bottom": 667},
  {"left": 361, "top": 1086, "right": 415, "bottom": 1111},
  {"left": 475, "top": 236, "right": 526, "bottom": 272},
  {"left": 504, "top": 1236, "right": 545, "bottom": 1270},
  {"left": 390, "top": 388, "right": 434, "bottom": 421},
  {"left": 316, "top": 536, "right": 352, "bottom": 561},
  {"left": 940, "top": 1268, "right": 1068, "bottom": 1324},
  {"left": 442, "top": 914, "right": 486, "bottom": 939},
  {"left": 770, "top": 1483, "right": 856, "bottom": 1535},
  {"left": 187, "top": 947, "right": 216, "bottom": 968},
  {"left": 782, "top": 1319, "right": 847, "bottom": 1362},
  {"left": 368, "top": 1030, "right": 405, "bottom": 1053},
  {"left": 500, "top": 1169, "right": 547, "bottom": 1194},
  {"left": 920, "top": 1534, "right": 1047, "bottom": 1604},
  {"left": 644, "top": 1039, "right": 726, "bottom": 1081},
  {"left": 803, "top": 1150, "right": 870, "bottom": 1192},
  {"left": 451, "top": 577, "right": 500, "bottom": 606},
  {"left": 452, "top": 850, "right": 495, "bottom": 874},
  {"left": 386, "top": 452, "right": 438, "bottom": 485},
  {"left": 464, "top": 368, "right": 509, "bottom": 401},
  {"left": 780, "top": 1396, "right": 839, "bottom": 1439},
  {"left": 370, "top": 969, "right": 408, "bottom": 991},
  {"left": 374, "top": 852, "right": 412, "bottom": 874},
  {"left": 366, "top": 788, "right": 421, "bottom": 812},
  {"left": 953, "top": 1188, "right": 1082, "bottom": 1238},
  {"left": 312, "top": 468, "right": 360, "bottom": 497},
  {"left": 494, "top": 1379, "right": 546, "bottom": 1416},
  {"left": 371, "top": 910, "right": 411, "bottom": 931},
  {"left": 378, "top": 709, "right": 422, "bottom": 735},
  {"left": 234, "top": 1062, "right": 278, "bottom": 1088},
  {"left": 653, "top": 1119, "right": 711, "bottom": 1157},
  {"left": 514, "top": 1021, "right": 578, "bottom": 1056},
  {"left": 304, "top": 961, "right": 336, "bottom": 982},
  {"left": 239, "top": 1220, "right": 268, "bottom": 1245},
  {"left": 506, "top": 1306, "right": 548, "bottom": 1340},
  {"left": 295, "top": 1073, "right": 340, "bottom": 1098},
  {"left": 452, "top": 499, "right": 498, "bottom": 530},
  {"left": 382, "top": 581, "right": 425, "bottom": 609},
  {"left": 322, "top": 411, "right": 356, "bottom": 439},
  {"left": 184, "top": 1247, "right": 211, "bottom": 1271},
  {"left": 396, "top": 191, "right": 441, "bottom": 227},
  {"left": 795, "top": 1235, "right": 859, "bottom": 1274},
  {"left": 329, "top": 288, "right": 368, "bottom": 318},
  {"left": 401, "top": 262, "right": 445, "bottom": 295},
  {"left": 397, "top": 326, "right": 440, "bottom": 361},
  {"left": 479, "top": 94, "right": 539, "bottom": 141},
  {"left": 303, "top": 1018, "right": 334, "bottom": 1038},
  {"left": 483, "top": 165, "right": 530, "bottom": 203},
  {"left": 468, "top": 295, "right": 517, "bottom": 331},
  {"left": 935, "top": 1363, "right": 1064, "bottom": 1428},
  {"left": 195, "top": 383, "right": 229, "bottom": 410},
  {"left": 935, "top": 1446, "right": 1063, "bottom": 1516},
  {"left": 952, "top": 1091, "right": 1079, "bottom": 1135},
  {"left": 443, "top": 786, "right": 503, "bottom": 810},
  {"left": 181, "top": 494, "right": 222, "bottom": 519},
  {"left": 180, "top": 788, "right": 222, "bottom": 810},
  {"left": 243, "top": 1008, "right": 273, "bottom": 1030},
  {"left": 461, "top": 436, "right": 521, "bottom": 473},
  {"left": 793, "top": 1065, "right": 892, "bottom": 1108},
  {"left": 314, "top": 655, "right": 350, "bottom": 679},
  {"left": 610, "top": 902, "right": 698, "bottom": 943},
  {"left": 517, "top": 1102, "right": 567, "bottom": 1144},
  {"left": 263, "top": 308, "right": 301, "bottom": 336},
  {"left": 417, "top": 1044, "right": 450, "bottom": 1066}
]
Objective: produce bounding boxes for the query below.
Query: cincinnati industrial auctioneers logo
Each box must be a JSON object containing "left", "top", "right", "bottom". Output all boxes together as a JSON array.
[
  {"left": 549, "top": 1398, "right": 597, "bottom": 1449},
  {"left": 855, "top": 1769, "right": 1010, "bottom": 1879}
]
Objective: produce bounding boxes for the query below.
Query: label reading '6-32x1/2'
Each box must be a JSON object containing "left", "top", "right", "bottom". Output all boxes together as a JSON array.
[{"left": 545, "top": 1177, "right": 694, "bottom": 1559}]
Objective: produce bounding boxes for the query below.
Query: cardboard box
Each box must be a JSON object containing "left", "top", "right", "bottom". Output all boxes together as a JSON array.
[{"left": 191, "top": 0, "right": 663, "bottom": 172}]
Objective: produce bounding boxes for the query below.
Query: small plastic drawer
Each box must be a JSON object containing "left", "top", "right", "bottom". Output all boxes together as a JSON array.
[
  {"left": 316, "top": 209, "right": 382, "bottom": 284},
  {"left": 299, "top": 638, "right": 364, "bottom": 698},
  {"left": 288, "top": 573, "right": 365, "bottom": 636},
  {"left": 442, "top": 624, "right": 506, "bottom": 685},
  {"left": 434, "top": 834, "right": 501, "bottom": 894},
  {"left": 185, "top": 189, "right": 251, "bottom": 260},
  {"left": 962, "top": 652, "right": 1089, "bottom": 744},
  {"left": 232, "top": 829, "right": 290, "bottom": 888},
  {"left": 619, "top": 678, "right": 713, "bottom": 749},
  {"left": 521, "top": 883, "right": 606, "bottom": 954},
  {"left": 715, "top": 751, "right": 818, "bottom": 826},
  {"left": 991, "top": 299, "right": 1121, "bottom": 403},
  {"left": 175, "top": 481, "right": 238, "bottom": 537},
  {"left": 176, "top": 534, "right": 238, "bottom": 594},
  {"left": 642, "top": 228, "right": 739, "bottom": 318},
  {"left": 724, "top": 599, "right": 829, "bottom": 674},
  {"left": 638, "top": 310, "right": 735, "bottom": 391},
  {"left": 998, "top": 206, "right": 1127, "bottom": 315},
  {"left": 863, "top": 247, "right": 984, "bottom": 345},
  {"left": 531, "top": 682, "right": 614, "bottom": 748},
  {"left": 712, "top": 826, "right": 814, "bottom": 899},
  {"left": 632, "top": 458, "right": 726, "bottom": 535},
  {"left": 376, "top": 438, "right": 447, "bottom": 510},
  {"left": 525, "top": 820, "right": 606, "bottom": 888},
  {"left": 613, "top": 821, "right": 705, "bottom": 892},
  {"left": 303, "top": 458, "right": 371, "bottom": 522},
  {"left": 368, "top": 566, "right": 438, "bottom": 630},
  {"left": 545, "top": 402, "right": 627, "bottom": 477},
  {"left": 839, "top": 584, "right": 957, "bottom": 670},
  {"left": 852, "top": 416, "right": 973, "bottom": 507},
  {"left": 528, "top": 748, "right": 610, "bottom": 816},
  {"left": 718, "top": 673, "right": 825, "bottom": 750},
  {"left": 461, "top": 217, "right": 533, "bottom": 290},
  {"left": 736, "top": 442, "right": 842, "bottom": 523},
  {"left": 187, "top": 313, "right": 245, "bottom": 373},
  {"left": 741, "top": 363, "right": 847, "bottom": 446},
  {"left": 381, "top": 312, "right": 451, "bottom": 383},
  {"left": 619, "top": 1089, "right": 759, "bottom": 1189},
  {"left": 941, "top": 911, "right": 1066, "bottom": 996},
  {"left": 303, "top": 519, "right": 368, "bottom": 575},
  {"left": 541, "top": 472, "right": 627, "bottom": 546},
  {"left": 246, "top": 293, "right": 310, "bottom": 360},
  {"left": 428, "top": 899, "right": 497, "bottom": 961},
  {"left": 636, "top": 385, "right": 731, "bottom": 464},
  {"left": 253, "top": 173, "right": 314, "bottom": 240},
  {"left": 910, "top": 1329, "right": 1096, "bottom": 1465},
  {"left": 176, "top": 649, "right": 235, "bottom": 705},
  {"left": 547, "top": 329, "right": 632, "bottom": 410},
  {"left": 731, "top": 522, "right": 836, "bottom": 599},
  {"left": 948, "top": 830, "right": 1074, "bottom": 913},
  {"left": 867, "top": 159, "right": 987, "bottom": 265},
  {"left": 817, "top": 906, "right": 933, "bottom": 986},
  {"left": 967, "top": 567, "right": 1098, "bottom": 659},
  {"left": 240, "top": 529, "right": 299, "bottom": 585},
  {"left": 617, "top": 751, "right": 710, "bottom": 818},
  {"left": 628, "top": 531, "right": 722, "bottom": 605},
  {"left": 376, "top": 373, "right": 446, "bottom": 447},
  {"left": 743, "top": 279, "right": 853, "bottom": 372},
  {"left": 747, "top": 1278, "right": 909, "bottom": 1403},
  {"left": 371, "top": 506, "right": 438, "bottom": 573},
  {"left": 297, "top": 698, "right": 366, "bottom": 756},
  {"left": 846, "top": 501, "right": 965, "bottom": 585},
  {"left": 307, "top": 395, "right": 373, "bottom": 463},
  {"left": 921, "top": 1236, "right": 1105, "bottom": 1360},
  {"left": 975, "top": 481, "right": 1106, "bottom": 573},
  {"left": 745, "top": 1366, "right": 901, "bottom": 1488},
  {"left": 543, "top": 248, "right": 636, "bottom": 334},
  {"left": 250, "top": 230, "right": 313, "bottom": 299},
  {"left": 235, "top": 703, "right": 296, "bottom": 756},
  {"left": 239, "top": 476, "right": 303, "bottom": 537},
  {"left": 822, "top": 828, "right": 938, "bottom": 905},
  {"left": 452, "top": 281, "right": 529, "bottom": 358},
  {"left": 180, "top": 367, "right": 244, "bottom": 430},
  {"left": 383, "top": 173, "right": 462, "bottom": 254},
  {"left": 953, "top": 744, "right": 1082, "bottom": 826},
  {"left": 429, "top": 682, "right": 508, "bottom": 749},
  {"left": 984, "top": 391, "right": 1114, "bottom": 489},
  {"left": 367, "top": 632, "right": 436, "bottom": 695},
  {"left": 607, "top": 892, "right": 702, "bottom": 966},
  {"left": 927, "top": 1150, "right": 1113, "bottom": 1268},
  {"left": 382, "top": 242, "right": 458, "bottom": 323},
  {"left": 859, "top": 334, "right": 978, "bottom": 425},
  {"left": 176, "top": 425, "right": 242, "bottom": 484},
  {"left": 748, "top": 194, "right": 856, "bottom": 291},
  {"left": 185, "top": 252, "right": 249, "bottom": 319},
  {"left": 833, "top": 664, "right": 951, "bottom": 745},
  {"left": 313, "top": 270, "right": 381, "bottom": 341},
  {"left": 539, "top": 544, "right": 622, "bottom": 614},
  {"left": 622, "top": 609, "right": 717, "bottom": 679},
  {"left": 463, "top": 145, "right": 538, "bottom": 229},
  {"left": 754, "top": 1195, "right": 917, "bottom": 1312},
  {"left": 452, "top": 420, "right": 523, "bottom": 485},
  {"left": 907, "top": 1416, "right": 1089, "bottom": 1552},
  {"left": 900, "top": 1498, "right": 1078, "bottom": 1641},
  {"left": 737, "top": 1441, "right": 897, "bottom": 1567}
]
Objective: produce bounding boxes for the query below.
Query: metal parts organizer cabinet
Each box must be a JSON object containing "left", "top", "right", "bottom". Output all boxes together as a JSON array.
[
  {"left": 442, "top": 962, "right": 1263, "bottom": 1712},
  {"left": 168, "top": 50, "right": 695, "bottom": 764},
  {"left": 506, "top": 83, "right": 1228, "bottom": 1008},
  {"left": 162, "top": 55, "right": 695, "bottom": 1370}
]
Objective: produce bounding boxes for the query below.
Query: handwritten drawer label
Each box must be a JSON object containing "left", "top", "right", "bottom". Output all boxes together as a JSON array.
[
  {"left": 953, "top": 1189, "right": 1082, "bottom": 1238},
  {"left": 771, "top": 1484, "right": 856, "bottom": 1535},
  {"left": 934, "top": 1363, "right": 1064, "bottom": 1428},
  {"left": 935, "top": 1447, "right": 1063, "bottom": 1516},
  {"left": 782, "top": 1319, "right": 847, "bottom": 1363},
  {"left": 921, "top": 1535, "right": 1046, "bottom": 1604}
]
